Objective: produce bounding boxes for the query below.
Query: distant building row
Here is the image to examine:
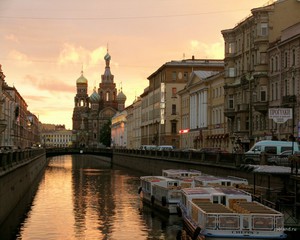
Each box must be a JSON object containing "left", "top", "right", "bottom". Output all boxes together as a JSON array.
[
  {"left": 0, "top": 65, "right": 73, "bottom": 149},
  {"left": 0, "top": 64, "right": 40, "bottom": 149},
  {"left": 111, "top": 0, "right": 300, "bottom": 153}
]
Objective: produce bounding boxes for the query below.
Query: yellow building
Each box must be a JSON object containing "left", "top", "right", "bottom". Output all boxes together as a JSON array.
[
  {"left": 42, "top": 129, "right": 72, "bottom": 148},
  {"left": 141, "top": 57, "right": 224, "bottom": 149},
  {"left": 178, "top": 71, "right": 228, "bottom": 151}
]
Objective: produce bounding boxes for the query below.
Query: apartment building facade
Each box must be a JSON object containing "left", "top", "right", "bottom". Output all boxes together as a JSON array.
[
  {"left": 178, "top": 71, "right": 229, "bottom": 151},
  {"left": 0, "top": 65, "right": 41, "bottom": 149},
  {"left": 221, "top": 0, "right": 300, "bottom": 151},
  {"left": 141, "top": 57, "right": 224, "bottom": 149},
  {"left": 41, "top": 129, "right": 72, "bottom": 148},
  {"left": 111, "top": 110, "right": 127, "bottom": 148},
  {"left": 268, "top": 22, "right": 300, "bottom": 140},
  {"left": 126, "top": 96, "right": 142, "bottom": 149}
]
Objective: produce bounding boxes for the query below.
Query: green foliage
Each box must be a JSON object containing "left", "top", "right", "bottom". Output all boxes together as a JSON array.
[{"left": 99, "top": 120, "right": 111, "bottom": 147}]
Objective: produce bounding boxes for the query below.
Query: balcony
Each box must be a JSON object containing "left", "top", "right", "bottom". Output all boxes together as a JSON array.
[
  {"left": 253, "top": 101, "right": 268, "bottom": 114},
  {"left": 282, "top": 95, "right": 297, "bottom": 107},
  {"left": 224, "top": 108, "right": 235, "bottom": 119}
]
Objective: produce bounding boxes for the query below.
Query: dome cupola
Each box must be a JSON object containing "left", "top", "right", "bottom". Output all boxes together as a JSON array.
[
  {"left": 76, "top": 70, "right": 88, "bottom": 84},
  {"left": 90, "top": 87, "right": 100, "bottom": 102},
  {"left": 116, "top": 88, "right": 127, "bottom": 102}
]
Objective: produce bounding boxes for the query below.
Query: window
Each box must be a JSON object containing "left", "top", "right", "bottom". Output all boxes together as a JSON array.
[
  {"left": 265, "top": 146, "right": 276, "bottom": 154},
  {"left": 271, "top": 58, "right": 274, "bottom": 72},
  {"left": 172, "top": 87, "right": 177, "bottom": 97},
  {"left": 260, "top": 52, "right": 266, "bottom": 64},
  {"left": 246, "top": 117, "right": 249, "bottom": 130},
  {"left": 237, "top": 117, "right": 241, "bottom": 131},
  {"left": 106, "top": 92, "right": 109, "bottom": 101},
  {"left": 292, "top": 49, "right": 296, "bottom": 66},
  {"left": 171, "top": 122, "right": 177, "bottom": 134},
  {"left": 284, "top": 52, "right": 288, "bottom": 68},
  {"left": 183, "top": 72, "right": 188, "bottom": 81},
  {"left": 260, "top": 86, "right": 267, "bottom": 102},
  {"left": 172, "top": 71, "right": 177, "bottom": 81},
  {"left": 172, "top": 104, "right": 176, "bottom": 115},
  {"left": 285, "top": 79, "right": 288, "bottom": 95},
  {"left": 228, "top": 68, "right": 235, "bottom": 77},
  {"left": 260, "top": 23, "right": 268, "bottom": 36},
  {"left": 228, "top": 95, "right": 234, "bottom": 109},
  {"left": 228, "top": 42, "right": 235, "bottom": 54}
]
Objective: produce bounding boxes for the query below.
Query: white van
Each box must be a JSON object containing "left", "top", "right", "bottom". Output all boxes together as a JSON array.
[
  {"left": 157, "top": 145, "right": 175, "bottom": 151},
  {"left": 244, "top": 140, "right": 300, "bottom": 164}
]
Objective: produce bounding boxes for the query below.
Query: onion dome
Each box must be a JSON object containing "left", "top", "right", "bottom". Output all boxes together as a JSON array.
[
  {"left": 104, "top": 52, "right": 111, "bottom": 61},
  {"left": 90, "top": 87, "right": 100, "bottom": 102},
  {"left": 76, "top": 70, "right": 88, "bottom": 84},
  {"left": 117, "top": 88, "right": 127, "bottom": 102}
]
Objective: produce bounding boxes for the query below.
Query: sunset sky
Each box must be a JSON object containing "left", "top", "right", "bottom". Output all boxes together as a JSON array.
[{"left": 0, "top": 0, "right": 270, "bottom": 129}]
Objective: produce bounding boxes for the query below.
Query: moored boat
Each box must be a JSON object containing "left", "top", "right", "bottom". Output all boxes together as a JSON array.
[
  {"left": 139, "top": 175, "right": 196, "bottom": 214},
  {"left": 178, "top": 187, "right": 287, "bottom": 239},
  {"left": 193, "top": 175, "right": 248, "bottom": 187}
]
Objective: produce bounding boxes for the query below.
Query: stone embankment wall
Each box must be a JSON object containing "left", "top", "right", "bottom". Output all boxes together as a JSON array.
[
  {"left": 112, "top": 151, "right": 288, "bottom": 192},
  {"left": 0, "top": 149, "right": 47, "bottom": 226}
]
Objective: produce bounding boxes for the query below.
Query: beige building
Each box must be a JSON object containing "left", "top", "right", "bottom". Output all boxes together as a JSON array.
[
  {"left": 268, "top": 22, "right": 300, "bottom": 140},
  {"left": 141, "top": 57, "right": 224, "bottom": 149},
  {"left": 178, "top": 71, "right": 229, "bottom": 151},
  {"left": 221, "top": 0, "right": 300, "bottom": 151},
  {"left": 125, "top": 97, "right": 142, "bottom": 149},
  {"left": 42, "top": 129, "right": 72, "bottom": 148},
  {"left": 111, "top": 110, "right": 127, "bottom": 148}
]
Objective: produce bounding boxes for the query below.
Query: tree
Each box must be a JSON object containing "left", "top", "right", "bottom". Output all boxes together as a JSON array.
[{"left": 99, "top": 120, "right": 111, "bottom": 147}]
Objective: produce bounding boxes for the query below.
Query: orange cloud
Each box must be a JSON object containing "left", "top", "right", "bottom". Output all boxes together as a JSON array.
[
  {"left": 8, "top": 50, "right": 32, "bottom": 63},
  {"left": 24, "top": 74, "right": 74, "bottom": 93},
  {"left": 189, "top": 39, "right": 224, "bottom": 59},
  {"left": 57, "top": 43, "right": 111, "bottom": 69}
]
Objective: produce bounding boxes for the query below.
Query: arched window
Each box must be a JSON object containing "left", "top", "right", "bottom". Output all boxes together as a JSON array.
[{"left": 106, "top": 92, "right": 110, "bottom": 101}]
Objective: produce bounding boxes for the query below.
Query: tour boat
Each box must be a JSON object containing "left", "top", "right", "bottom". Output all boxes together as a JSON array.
[
  {"left": 177, "top": 187, "right": 286, "bottom": 239},
  {"left": 138, "top": 175, "right": 197, "bottom": 214},
  {"left": 193, "top": 175, "right": 248, "bottom": 187}
]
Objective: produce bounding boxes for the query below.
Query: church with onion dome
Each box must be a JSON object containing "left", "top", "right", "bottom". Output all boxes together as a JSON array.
[{"left": 72, "top": 52, "right": 126, "bottom": 148}]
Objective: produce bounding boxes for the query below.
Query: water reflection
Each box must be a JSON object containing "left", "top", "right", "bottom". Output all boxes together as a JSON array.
[{"left": 9, "top": 155, "right": 181, "bottom": 240}]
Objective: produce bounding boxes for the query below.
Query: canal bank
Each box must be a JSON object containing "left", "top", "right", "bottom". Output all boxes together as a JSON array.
[
  {"left": 112, "top": 150, "right": 300, "bottom": 231},
  {"left": 0, "top": 149, "right": 48, "bottom": 227}
]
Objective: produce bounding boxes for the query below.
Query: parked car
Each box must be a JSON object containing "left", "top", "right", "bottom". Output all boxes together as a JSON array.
[
  {"left": 157, "top": 145, "right": 175, "bottom": 151},
  {"left": 140, "top": 145, "right": 157, "bottom": 150},
  {"left": 198, "top": 147, "right": 228, "bottom": 153},
  {"left": 267, "top": 150, "right": 299, "bottom": 166}
]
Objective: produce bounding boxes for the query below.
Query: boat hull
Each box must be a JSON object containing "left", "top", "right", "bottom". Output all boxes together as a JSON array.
[{"left": 140, "top": 192, "right": 178, "bottom": 214}]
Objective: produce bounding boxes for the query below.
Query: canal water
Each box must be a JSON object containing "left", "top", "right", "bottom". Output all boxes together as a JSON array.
[{"left": 2, "top": 155, "right": 182, "bottom": 240}]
